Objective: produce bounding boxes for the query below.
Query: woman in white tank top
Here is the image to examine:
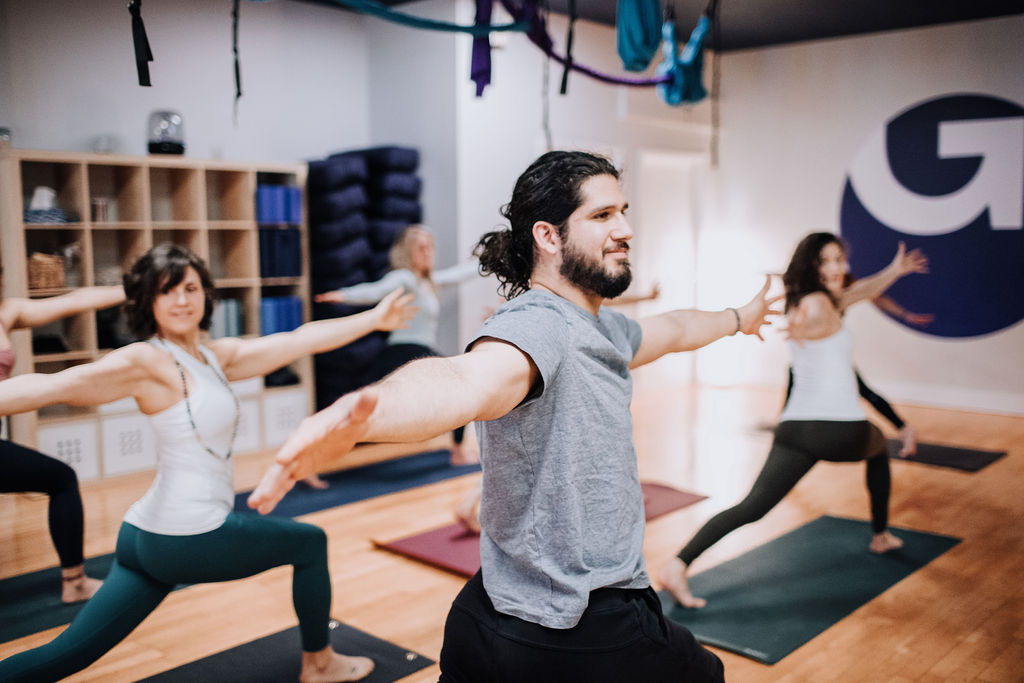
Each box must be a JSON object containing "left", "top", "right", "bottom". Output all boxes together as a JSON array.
[
  {"left": 0, "top": 244, "right": 415, "bottom": 683},
  {"left": 660, "top": 232, "right": 928, "bottom": 609}
]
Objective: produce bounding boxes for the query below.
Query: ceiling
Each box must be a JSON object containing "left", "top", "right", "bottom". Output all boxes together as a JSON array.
[
  {"left": 302, "top": 0, "right": 1023, "bottom": 53},
  {"left": 554, "top": 0, "right": 1024, "bottom": 52}
]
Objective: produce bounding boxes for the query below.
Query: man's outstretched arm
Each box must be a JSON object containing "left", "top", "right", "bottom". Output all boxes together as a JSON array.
[
  {"left": 630, "top": 276, "right": 782, "bottom": 369},
  {"left": 248, "top": 339, "right": 536, "bottom": 514}
]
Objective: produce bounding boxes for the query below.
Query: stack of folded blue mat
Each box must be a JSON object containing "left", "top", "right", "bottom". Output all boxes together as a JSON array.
[
  {"left": 257, "top": 184, "right": 303, "bottom": 278},
  {"left": 306, "top": 145, "right": 422, "bottom": 410}
]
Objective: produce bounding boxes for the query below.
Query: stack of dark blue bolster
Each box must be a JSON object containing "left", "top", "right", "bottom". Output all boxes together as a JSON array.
[{"left": 307, "top": 145, "right": 422, "bottom": 410}]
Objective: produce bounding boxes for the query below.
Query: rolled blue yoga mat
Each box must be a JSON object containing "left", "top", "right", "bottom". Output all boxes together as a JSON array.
[{"left": 661, "top": 515, "right": 960, "bottom": 664}]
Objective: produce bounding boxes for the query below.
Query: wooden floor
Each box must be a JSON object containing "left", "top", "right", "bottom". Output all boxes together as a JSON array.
[{"left": 2, "top": 368, "right": 1022, "bottom": 682}]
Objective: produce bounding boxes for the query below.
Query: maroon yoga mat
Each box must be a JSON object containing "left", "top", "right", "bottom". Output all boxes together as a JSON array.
[{"left": 374, "top": 482, "right": 707, "bottom": 577}]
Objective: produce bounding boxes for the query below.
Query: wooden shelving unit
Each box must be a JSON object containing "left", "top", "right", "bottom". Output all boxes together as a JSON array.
[{"left": 0, "top": 147, "right": 313, "bottom": 480}]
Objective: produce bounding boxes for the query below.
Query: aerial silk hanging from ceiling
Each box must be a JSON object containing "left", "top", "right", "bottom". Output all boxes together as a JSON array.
[
  {"left": 129, "top": 0, "right": 714, "bottom": 108},
  {"left": 616, "top": 0, "right": 663, "bottom": 72}
]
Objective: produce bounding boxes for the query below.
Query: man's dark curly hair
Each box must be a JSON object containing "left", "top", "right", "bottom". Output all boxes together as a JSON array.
[
  {"left": 123, "top": 243, "right": 216, "bottom": 339},
  {"left": 782, "top": 232, "right": 847, "bottom": 313},
  {"left": 475, "top": 150, "right": 620, "bottom": 300}
]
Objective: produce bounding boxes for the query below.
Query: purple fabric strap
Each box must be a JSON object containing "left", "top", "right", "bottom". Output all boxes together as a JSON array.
[
  {"left": 500, "top": 0, "right": 671, "bottom": 87},
  {"left": 471, "top": 0, "right": 493, "bottom": 96}
]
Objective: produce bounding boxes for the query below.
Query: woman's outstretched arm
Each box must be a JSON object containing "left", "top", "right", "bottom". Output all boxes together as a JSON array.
[
  {"left": 0, "top": 343, "right": 154, "bottom": 415},
  {"left": 6, "top": 286, "right": 125, "bottom": 330},
  {"left": 838, "top": 242, "right": 928, "bottom": 311},
  {"left": 211, "top": 288, "right": 416, "bottom": 381}
]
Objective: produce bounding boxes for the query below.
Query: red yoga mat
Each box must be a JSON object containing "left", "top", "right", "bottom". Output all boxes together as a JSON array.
[{"left": 374, "top": 482, "right": 707, "bottom": 577}]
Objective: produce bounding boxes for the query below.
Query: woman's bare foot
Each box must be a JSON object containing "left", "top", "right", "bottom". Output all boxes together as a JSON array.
[
  {"left": 450, "top": 442, "right": 480, "bottom": 466},
  {"left": 898, "top": 426, "right": 918, "bottom": 457},
  {"left": 869, "top": 530, "right": 904, "bottom": 554},
  {"left": 61, "top": 566, "right": 102, "bottom": 604},
  {"left": 300, "top": 647, "right": 374, "bottom": 683},
  {"left": 455, "top": 486, "right": 482, "bottom": 534},
  {"left": 302, "top": 474, "right": 330, "bottom": 490},
  {"left": 657, "top": 557, "right": 706, "bottom": 608}
]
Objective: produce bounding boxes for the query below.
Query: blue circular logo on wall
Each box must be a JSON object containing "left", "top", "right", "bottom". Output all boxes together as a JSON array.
[{"left": 840, "top": 93, "right": 1024, "bottom": 338}]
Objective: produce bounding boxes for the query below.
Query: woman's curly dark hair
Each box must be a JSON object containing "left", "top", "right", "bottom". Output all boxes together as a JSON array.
[
  {"left": 782, "top": 232, "right": 847, "bottom": 312},
  {"left": 123, "top": 243, "right": 216, "bottom": 339},
  {"left": 475, "top": 150, "right": 620, "bottom": 300}
]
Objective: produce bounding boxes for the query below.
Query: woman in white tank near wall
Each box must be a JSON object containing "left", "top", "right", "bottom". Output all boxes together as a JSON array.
[{"left": 659, "top": 232, "right": 929, "bottom": 608}]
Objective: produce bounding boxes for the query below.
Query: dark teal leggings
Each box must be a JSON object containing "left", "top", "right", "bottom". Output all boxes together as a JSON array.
[
  {"left": 678, "top": 420, "right": 890, "bottom": 565},
  {"left": 0, "top": 513, "right": 331, "bottom": 683}
]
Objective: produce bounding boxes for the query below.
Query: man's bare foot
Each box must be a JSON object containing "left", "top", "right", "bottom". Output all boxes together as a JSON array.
[
  {"left": 455, "top": 486, "right": 482, "bottom": 534},
  {"left": 302, "top": 474, "right": 329, "bottom": 490},
  {"left": 869, "top": 530, "right": 904, "bottom": 554},
  {"left": 657, "top": 556, "right": 706, "bottom": 608},
  {"left": 898, "top": 426, "right": 918, "bottom": 457},
  {"left": 300, "top": 647, "right": 374, "bottom": 682},
  {"left": 61, "top": 567, "right": 102, "bottom": 604}
]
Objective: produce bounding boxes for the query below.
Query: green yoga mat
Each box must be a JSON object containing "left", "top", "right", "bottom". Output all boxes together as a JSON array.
[
  {"left": 661, "top": 515, "right": 960, "bottom": 664},
  {"left": 138, "top": 619, "right": 433, "bottom": 682}
]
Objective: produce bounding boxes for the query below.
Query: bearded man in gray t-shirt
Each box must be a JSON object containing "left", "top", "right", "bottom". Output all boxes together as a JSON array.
[{"left": 251, "top": 151, "right": 779, "bottom": 682}]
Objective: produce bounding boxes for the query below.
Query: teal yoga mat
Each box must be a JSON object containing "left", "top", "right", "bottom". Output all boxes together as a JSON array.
[
  {"left": 661, "top": 515, "right": 960, "bottom": 664},
  {"left": 139, "top": 619, "right": 433, "bottom": 682}
]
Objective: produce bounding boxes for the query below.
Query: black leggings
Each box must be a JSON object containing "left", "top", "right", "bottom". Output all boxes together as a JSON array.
[
  {"left": 370, "top": 343, "right": 464, "bottom": 444},
  {"left": 678, "top": 420, "right": 890, "bottom": 566},
  {"left": 1, "top": 439, "right": 85, "bottom": 568},
  {"left": 439, "top": 571, "right": 723, "bottom": 683}
]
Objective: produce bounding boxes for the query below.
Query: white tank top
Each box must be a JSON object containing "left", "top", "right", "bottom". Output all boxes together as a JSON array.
[
  {"left": 778, "top": 324, "right": 865, "bottom": 422},
  {"left": 123, "top": 339, "right": 238, "bottom": 535}
]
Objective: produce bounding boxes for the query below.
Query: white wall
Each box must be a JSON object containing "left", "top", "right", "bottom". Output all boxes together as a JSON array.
[
  {"left": 0, "top": 0, "right": 372, "bottom": 161},
  {"left": 700, "top": 15, "right": 1024, "bottom": 413}
]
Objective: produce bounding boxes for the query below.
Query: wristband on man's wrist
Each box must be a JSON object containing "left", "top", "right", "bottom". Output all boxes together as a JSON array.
[{"left": 726, "top": 307, "right": 741, "bottom": 335}]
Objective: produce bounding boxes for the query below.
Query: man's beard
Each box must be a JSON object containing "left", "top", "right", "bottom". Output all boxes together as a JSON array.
[{"left": 559, "top": 239, "right": 632, "bottom": 299}]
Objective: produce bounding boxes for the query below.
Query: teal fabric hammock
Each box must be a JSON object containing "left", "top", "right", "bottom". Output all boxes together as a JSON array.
[
  {"left": 657, "top": 14, "right": 710, "bottom": 105},
  {"left": 617, "top": 0, "right": 663, "bottom": 72}
]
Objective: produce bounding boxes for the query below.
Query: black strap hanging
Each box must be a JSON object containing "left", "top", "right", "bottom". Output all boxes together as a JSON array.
[
  {"left": 128, "top": 0, "right": 154, "bottom": 87},
  {"left": 233, "top": 0, "right": 243, "bottom": 121},
  {"left": 559, "top": 0, "right": 577, "bottom": 95}
]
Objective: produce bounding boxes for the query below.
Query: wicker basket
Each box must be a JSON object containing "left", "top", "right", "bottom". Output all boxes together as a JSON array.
[{"left": 27, "top": 252, "right": 66, "bottom": 290}]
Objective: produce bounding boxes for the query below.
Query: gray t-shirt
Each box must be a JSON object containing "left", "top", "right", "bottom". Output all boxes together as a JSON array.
[{"left": 470, "top": 289, "right": 647, "bottom": 629}]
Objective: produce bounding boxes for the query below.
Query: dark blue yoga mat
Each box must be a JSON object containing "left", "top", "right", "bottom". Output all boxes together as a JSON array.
[
  {"left": 139, "top": 619, "right": 433, "bottom": 682},
  {"left": 233, "top": 449, "right": 480, "bottom": 518},
  {"left": 661, "top": 515, "right": 960, "bottom": 664},
  {"left": 0, "top": 554, "right": 116, "bottom": 644},
  {"left": 887, "top": 440, "right": 1006, "bottom": 472}
]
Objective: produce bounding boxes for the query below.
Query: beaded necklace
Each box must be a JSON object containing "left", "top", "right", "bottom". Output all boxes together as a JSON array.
[{"left": 153, "top": 337, "right": 240, "bottom": 460}]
